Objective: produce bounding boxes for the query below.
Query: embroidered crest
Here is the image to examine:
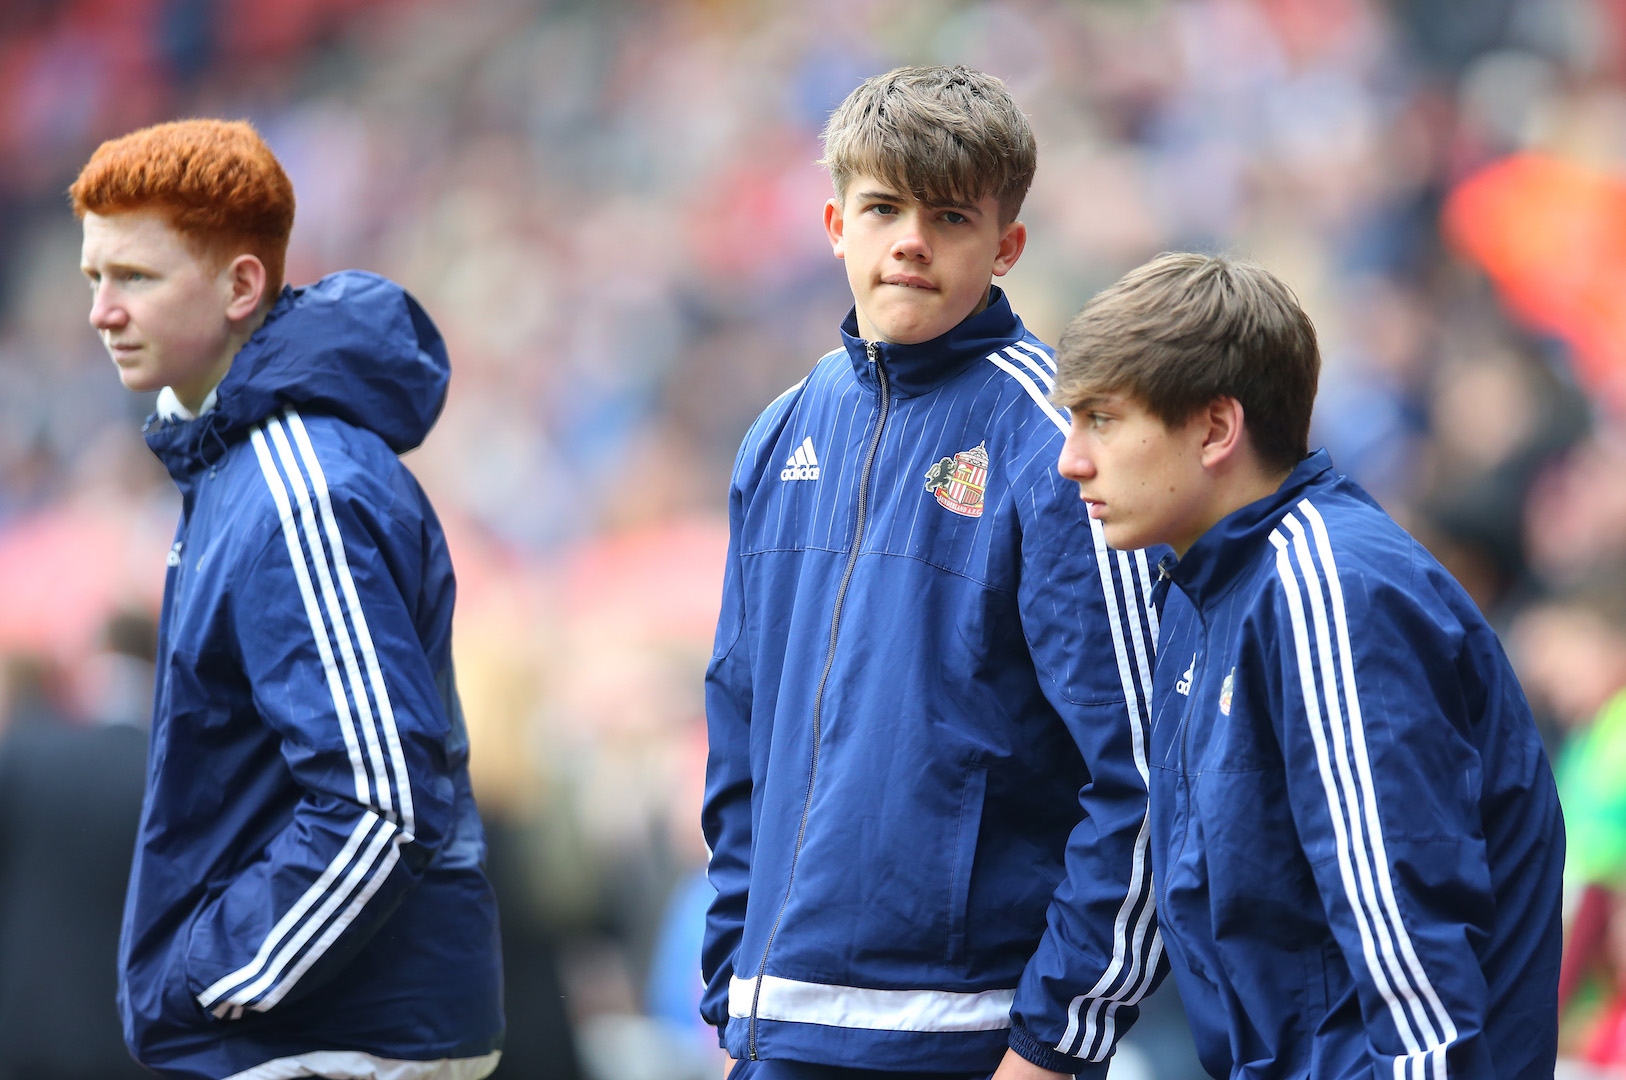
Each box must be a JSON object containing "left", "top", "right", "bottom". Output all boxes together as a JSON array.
[
  {"left": 1219, "top": 669, "right": 1234, "bottom": 716},
  {"left": 924, "top": 442, "right": 990, "bottom": 518}
]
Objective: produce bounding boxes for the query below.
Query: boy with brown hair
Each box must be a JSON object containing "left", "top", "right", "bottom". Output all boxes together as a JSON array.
[
  {"left": 702, "top": 66, "right": 1162, "bottom": 1079},
  {"left": 73, "top": 119, "right": 503, "bottom": 1080},
  {"left": 1053, "top": 251, "right": 1564, "bottom": 1078}
]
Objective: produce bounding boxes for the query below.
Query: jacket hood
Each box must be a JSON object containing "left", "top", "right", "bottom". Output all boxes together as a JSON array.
[
  {"left": 145, "top": 271, "right": 449, "bottom": 474},
  {"left": 839, "top": 286, "right": 1028, "bottom": 398}
]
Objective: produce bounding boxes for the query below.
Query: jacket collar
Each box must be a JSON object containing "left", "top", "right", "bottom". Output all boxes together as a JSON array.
[
  {"left": 839, "top": 286, "right": 1027, "bottom": 398},
  {"left": 1169, "top": 449, "right": 1338, "bottom": 609}
]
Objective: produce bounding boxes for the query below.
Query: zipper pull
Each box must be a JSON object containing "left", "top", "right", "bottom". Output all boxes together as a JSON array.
[{"left": 865, "top": 340, "right": 879, "bottom": 364}]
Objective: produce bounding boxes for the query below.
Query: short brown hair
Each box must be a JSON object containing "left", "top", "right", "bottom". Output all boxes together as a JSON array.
[
  {"left": 820, "top": 65, "right": 1036, "bottom": 225},
  {"left": 1053, "top": 252, "right": 1320, "bottom": 474},
  {"left": 69, "top": 119, "right": 296, "bottom": 299}
]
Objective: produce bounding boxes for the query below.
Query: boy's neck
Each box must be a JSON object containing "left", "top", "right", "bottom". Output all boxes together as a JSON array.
[
  {"left": 170, "top": 305, "right": 272, "bottom": 414},
  {"left": 1175, "top": 461, "right": 1294, "bottom": 558}
]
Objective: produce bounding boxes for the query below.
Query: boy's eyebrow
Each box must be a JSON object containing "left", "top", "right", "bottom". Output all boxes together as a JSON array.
[{"left": 854, "top": 188, "right": 982, "bottom": 214}]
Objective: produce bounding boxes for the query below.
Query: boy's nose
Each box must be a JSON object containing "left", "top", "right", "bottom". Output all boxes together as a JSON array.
[
  {"left": 891, "top": 217, "right": 930, "bottom": 261},
  {"left": 89, "top": 286, "right": 126, "bottom": 330},
  {"left": 1057, "top": 439, "right": 1096, "bottom": 482}
]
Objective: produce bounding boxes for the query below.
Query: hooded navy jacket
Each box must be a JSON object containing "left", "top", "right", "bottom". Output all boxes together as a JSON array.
[
  {"left": 1150, "top": 450, "right": 1563, "bottom": 1079},
  {"left": 701, "top": 290, "right": 1163, "bottom": 1075},
  {"left": 124, "top": 272, "right": 503, "bottom": 1080}
]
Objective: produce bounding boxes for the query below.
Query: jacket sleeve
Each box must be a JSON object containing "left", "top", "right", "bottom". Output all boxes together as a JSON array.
[
  {"left": 699, "top": 470, "right": 753, "bottom": 1042},
  {"left": 1263, "top": 507, "right": 1497, "bottom": 1075},
  {"left": 182, "top": 438, "right": 455, "bottom": 1020},
  {"left": 1008, "top": 459, "right": 1164, "bottom": 1078}
]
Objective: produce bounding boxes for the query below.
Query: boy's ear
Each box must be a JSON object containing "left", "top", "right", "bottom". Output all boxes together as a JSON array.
[
  {"left": 223, "top": 254, "right": 268, "bottom": 321},
  {"left": 991, "top": 220, "right": 1026, "bottom": 277},
  {"left": 1198, "top": 396, "right": 1248, "bottom": 470},
  {"left": 823, "top": 197, "right": 846, "bottom": 259}
]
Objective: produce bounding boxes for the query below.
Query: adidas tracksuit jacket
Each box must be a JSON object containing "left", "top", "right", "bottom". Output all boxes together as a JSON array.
[
  {"left": 125, "top": 273, "right": 503, "bottom": 1079},
  {"left": 1150, "top": 450, "right": 1564, "bottom": 1078},
  {"left": 701, "top": 289, "right": 1163, "bottom": 1075}
]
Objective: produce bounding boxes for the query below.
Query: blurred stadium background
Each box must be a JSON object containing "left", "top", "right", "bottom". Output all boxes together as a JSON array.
[{"left": 3, "top": 0, "right": 1626, "bottom": 1077}]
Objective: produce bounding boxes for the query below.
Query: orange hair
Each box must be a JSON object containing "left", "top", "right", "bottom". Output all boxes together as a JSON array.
[{"left": 69, "top": 119, "right": 296, "bottom": 299}]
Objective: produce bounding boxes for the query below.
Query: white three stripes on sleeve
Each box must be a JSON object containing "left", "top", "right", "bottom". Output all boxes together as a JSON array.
[
  {"left": 982, "top": 352, "right": 1163, "bottom": 1062},
  {"left": 1270, "top": 499, "right": 1456, "bottom": 1080},
  {"left": 199, "top": 407, "right": 413, "bottom": 1017}
]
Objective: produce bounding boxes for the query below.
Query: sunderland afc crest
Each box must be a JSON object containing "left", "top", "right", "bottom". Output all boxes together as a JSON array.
[{"left": 924, "top": 442, "right": 990, "bottom": 518}]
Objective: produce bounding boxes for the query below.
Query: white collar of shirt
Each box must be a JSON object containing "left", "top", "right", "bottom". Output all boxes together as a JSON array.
[{"left": 156, "top": 385, "right": 219, "bottom": 422}]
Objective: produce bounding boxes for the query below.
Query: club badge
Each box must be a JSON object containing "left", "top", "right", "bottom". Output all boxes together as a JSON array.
[
  {"left": 924, "top": 442, "right": 990, "bottom": 518},
  {"left": 1219, "top": 669, "right": 1234, "bottom": 716}
]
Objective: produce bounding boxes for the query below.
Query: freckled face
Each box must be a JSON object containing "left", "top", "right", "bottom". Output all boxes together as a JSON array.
[
  {"left": 80, "top": 208, "right": 237, "bottom": 402},
  {"left": 1056, "top": 393, "right": 1212, "bottom": 553},
  {"left": 823, "top": 175, "right": 1026, "bottom": 346}
]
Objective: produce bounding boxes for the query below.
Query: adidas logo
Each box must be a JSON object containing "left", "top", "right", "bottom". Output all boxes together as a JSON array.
[
  {"left": 1175, "top": 654, "right": 1196, "bottom": 696},
  {"left": 780, "top": 437, "right": 821, "bottom": 481}
]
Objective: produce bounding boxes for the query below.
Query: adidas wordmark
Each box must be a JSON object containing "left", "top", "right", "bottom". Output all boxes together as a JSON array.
[{"left": 781, "top": 437, "right": 821, "bottom": 481}]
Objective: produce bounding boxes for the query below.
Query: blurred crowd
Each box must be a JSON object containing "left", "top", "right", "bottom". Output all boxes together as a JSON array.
[{"left": 4, "top": 0, "right": 1626, "bottom": 1077}]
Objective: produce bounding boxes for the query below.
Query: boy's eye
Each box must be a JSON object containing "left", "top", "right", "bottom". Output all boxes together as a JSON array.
[
  {"left": 1090, "top": 413, "right": 1112, "bottom": 429},
  {"left": 870, "top": 203, "right": 898, "bottom": 216},
  {"left": 942, "top": 211, "right": 968, "bottom": 225}
]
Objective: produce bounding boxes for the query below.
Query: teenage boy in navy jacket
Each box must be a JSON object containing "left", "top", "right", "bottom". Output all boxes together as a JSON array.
[
  {"left": 702, "top": 66, "right": 1162, "bottom": 1079},
  {"left": 1052, "top": 252, "right": 1564, "bottom": 1079},
  {"left": 73, "top": 120, "right": 503, "bottom": 1080}
]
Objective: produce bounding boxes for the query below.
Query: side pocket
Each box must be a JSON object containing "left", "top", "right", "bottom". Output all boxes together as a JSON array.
[{"left": 946, "top": 765, "right": 988, "bottom": 964}]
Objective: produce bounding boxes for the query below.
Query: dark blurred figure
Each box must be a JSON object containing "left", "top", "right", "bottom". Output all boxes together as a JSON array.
[
  {"left": 482, "top": 817, "right": 584, "bottom": 1080},
  {"left": 0, "top": 614, "right": 155, "bottom": 1080}
]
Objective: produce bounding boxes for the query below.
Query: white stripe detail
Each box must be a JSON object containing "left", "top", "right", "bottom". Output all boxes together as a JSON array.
[
  {"left": 203, "top": 415, "right": 415, "bottom": 1014},
  {"left": 1271, "top": 507, "right": 1455, "bottom": 1078},
  {"left": 801, "top": 436, "right": 819, "bottom": 465},
  {"left": 1271, "top": 523, "right": 1423, "bottom": 1057},
  {"left": 1013, "top": 339, "right": 1057, "bottom": 374},
  {"left": 267, "top": 419, "right": 394, "bottom": 819},
  {"left": 1004, "top": 345, "right": 1055, "bottom": 391},
  {"left": 1297, "top": 502, "right": 1457, "bottom": 1077},
  {"left": 792, "top": 445, "right": 807, "bottom": 467},
  {"left": 223, "top": 1049, "right": 500, "bottom": 1080},
  {"left": 728, "top": 975, "right": 1013, "bottom": 1033},
  {"left": 286, "top": 409, "right": 416, "bottom": 836},
  {"left": 1059, "top": 516, "right": 1159, "bottom": 1059},
  {"left": 1089, "top": 549, "right": 1164, "bottom": 1051},
  {"left": 248, "top": 427, "right": 369, "bottom": 805},
  {"left": 986, "top": 354, "right": 1070, "bottom": 435},
  {"left": 197, "top": 813, "right": 381, "bottom": 1007},
  {"left": 252, "top": 841, "right": 403, "bottom": 1012},
  {"left": 986, "top": 348, "right": 1160, "bottom": 1060},
  {"left": 1135, "top": 548, "right": 1159, "bottom": 641},
  {"left": 1285, "top": 513, "right": 1439, "bottom": 1049},
  {"left": 210, "top": 813, "right": 399, "bottom": 1012}
]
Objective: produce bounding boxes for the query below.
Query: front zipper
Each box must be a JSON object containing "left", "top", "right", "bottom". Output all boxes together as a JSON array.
[{"left": 748, "top": 340, "right": 892, "bottom": 1058}]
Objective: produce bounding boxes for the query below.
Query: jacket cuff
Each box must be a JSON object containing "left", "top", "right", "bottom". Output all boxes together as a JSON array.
[{"left": 1008, "top": 1022, "right": 1110, "bottom": 1079}]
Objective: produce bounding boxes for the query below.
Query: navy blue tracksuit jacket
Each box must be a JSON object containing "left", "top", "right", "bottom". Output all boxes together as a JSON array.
[
  {"left": 1151, "top": 450, "right": 1563, "bottom": 1078},
  {"left": 702, "top": 290, "right": 1163, "bottom": 1075},
  {"left": 125, "top": 273, "right": 503, "bottom": 1079}
]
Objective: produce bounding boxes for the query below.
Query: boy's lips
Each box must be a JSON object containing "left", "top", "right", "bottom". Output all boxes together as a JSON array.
[{"left": 881, "top": 274, "right": 936, "bottom": 290}]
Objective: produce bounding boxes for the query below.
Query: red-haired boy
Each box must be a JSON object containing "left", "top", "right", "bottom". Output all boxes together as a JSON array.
[{"left": 74, "top": 119, "right": 504, "bottom": 1080}]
